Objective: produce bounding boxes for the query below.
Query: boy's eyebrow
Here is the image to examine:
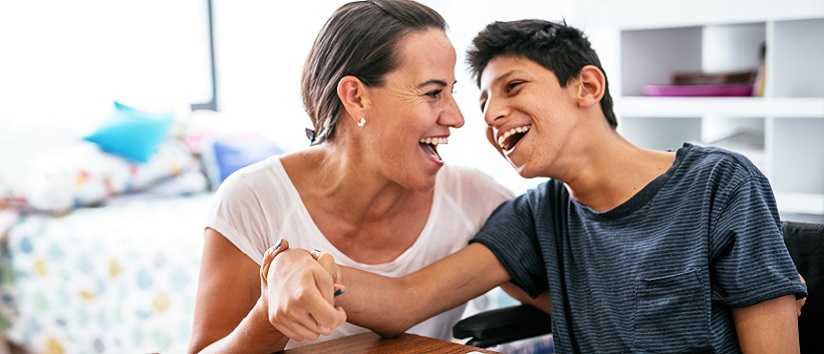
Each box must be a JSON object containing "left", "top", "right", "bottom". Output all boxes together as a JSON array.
[{"left": 479, "top": 70, "right": 519, "bottom": 108}]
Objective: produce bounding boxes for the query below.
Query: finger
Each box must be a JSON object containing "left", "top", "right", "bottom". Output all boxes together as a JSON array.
[
  {"left": 267, "top": 279, "right": 337, "bottom": 340},
  {"left": 261, "top": 239, "right": 290, "bottom": 282},
  {"left": 310, "top": 249, "right": 322, "bottom": 260},
  {"left": 315, "top": 253, "right": 344, "bottom": 292},
  {"left": 271, "top": 308, "right": 324, "bottom": 342},
  {"left": 315, "top": 253, "right": 337, "bottom": 281},
  {"left": 307, "top": 298, "right": 348, "bottom": 335},
  {"left": 305, "top": 265, "right": 346, "bottom": 332},
  {"left": 334, "top": 284, "right": 346, "bottom": 298},
  {"left": 312, "top": 255, "right": 338, "bottom": 304},
  {"left": 273, "top": 282, "right": 344, "bottom": 338}
]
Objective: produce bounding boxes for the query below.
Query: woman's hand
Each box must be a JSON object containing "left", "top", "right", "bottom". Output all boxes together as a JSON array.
[{"left": 259, "top": 239, "right": 347, "bottom": 341}]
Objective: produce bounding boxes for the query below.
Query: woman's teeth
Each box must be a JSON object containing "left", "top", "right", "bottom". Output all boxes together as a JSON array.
[{"left": 419, "top": 137, "right": 448, "bottom": 145}]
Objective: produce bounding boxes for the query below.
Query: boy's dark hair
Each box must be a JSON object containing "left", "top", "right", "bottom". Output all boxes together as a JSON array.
[{"left": 467, "top": 19, "right": 617, "bottom": 129}]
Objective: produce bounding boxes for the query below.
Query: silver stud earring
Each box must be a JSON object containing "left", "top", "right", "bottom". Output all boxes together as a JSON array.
[{"left": 357, "top": 117, "right": 366, "bottom": 127}]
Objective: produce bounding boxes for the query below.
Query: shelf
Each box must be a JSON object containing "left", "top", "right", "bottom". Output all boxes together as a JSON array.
[
  {"left": 609, "top": 11, "right": 824, "bottom": 216},
  {"left": 617, "top": 97, "right": 824, "bottom": 118}
]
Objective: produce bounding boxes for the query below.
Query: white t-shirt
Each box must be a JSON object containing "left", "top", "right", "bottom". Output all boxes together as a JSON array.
[{"left": 207, "top": 156, "right": 513, "bottom": 347}]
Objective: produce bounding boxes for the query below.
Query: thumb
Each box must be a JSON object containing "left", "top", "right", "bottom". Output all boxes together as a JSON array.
[{"left": 261, "top": 238, "right": 290, "bottom": 283}]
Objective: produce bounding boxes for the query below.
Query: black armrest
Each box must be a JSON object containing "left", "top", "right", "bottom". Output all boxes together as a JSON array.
[
  {"left": 782, "top": 220, "right": 824, "bottom": 354},
  {"left": 453, "top": 304, "right": 552, "bottom": 348}
]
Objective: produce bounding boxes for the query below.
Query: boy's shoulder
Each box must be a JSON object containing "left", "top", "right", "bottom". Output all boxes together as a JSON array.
[{"left": 680, "top": 143, "right": 764, "bottom": 179}]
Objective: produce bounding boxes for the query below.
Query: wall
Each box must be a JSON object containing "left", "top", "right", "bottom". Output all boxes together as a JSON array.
[
  {"left": 212, "top": 0, "right": 585, "bottom": 194},
  {"left": 0, "top": 0, "right": 211, "bottom": 177}
]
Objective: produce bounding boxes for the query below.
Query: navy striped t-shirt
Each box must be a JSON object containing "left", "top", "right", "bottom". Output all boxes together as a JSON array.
[{"left": 471, "top": 143, "right": 807, "bottom": 353}]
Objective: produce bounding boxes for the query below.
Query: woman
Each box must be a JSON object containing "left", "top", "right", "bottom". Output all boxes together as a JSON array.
[{"left": 187, "top": 1, "right": 513, "bottom": 352}]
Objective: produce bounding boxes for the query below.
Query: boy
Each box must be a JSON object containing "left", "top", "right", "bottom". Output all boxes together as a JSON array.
[{"left": 265, "top": 19, "right": 807, "bottom": 353}]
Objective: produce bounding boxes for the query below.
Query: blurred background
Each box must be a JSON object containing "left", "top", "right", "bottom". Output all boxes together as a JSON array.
[{"left": 0, "top": 1, "right": 822, "bottom": 353}]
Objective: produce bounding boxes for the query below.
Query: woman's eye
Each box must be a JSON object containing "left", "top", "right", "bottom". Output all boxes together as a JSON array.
[{"left": 426, "top": 89, "right": 443, "bottom": 98}]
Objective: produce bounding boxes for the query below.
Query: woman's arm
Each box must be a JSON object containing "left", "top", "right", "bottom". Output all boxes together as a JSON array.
[
  {"left": 732, "top": 294, "right": 800, "bottom": 354},
  {"left": 188, "top": 228, "right": 289, "bottom": 353}
]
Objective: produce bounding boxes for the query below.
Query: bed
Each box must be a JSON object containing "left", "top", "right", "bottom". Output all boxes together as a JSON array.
[
  {"left": 0, "top": 192, "right": 211, "bottom": 354},
  {"left": 0, "top": 105, "right": 283, "bottom": 354}
]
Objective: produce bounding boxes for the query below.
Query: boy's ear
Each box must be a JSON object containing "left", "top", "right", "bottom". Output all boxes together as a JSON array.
[
  {"left": 337, "top": 75, "right": 366, "bottom": 124},
  {"left": 576, "top": 65, "right": 606, "bottom": 108}
]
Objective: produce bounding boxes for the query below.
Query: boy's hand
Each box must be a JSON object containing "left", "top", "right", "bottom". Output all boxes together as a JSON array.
[{"left": 259, "top": 239, "right": 347, "bottom": 341}]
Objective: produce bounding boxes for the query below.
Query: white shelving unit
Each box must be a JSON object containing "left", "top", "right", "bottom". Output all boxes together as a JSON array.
[{"left": 573, "top": 1, "right": 824, "bottom": 216}]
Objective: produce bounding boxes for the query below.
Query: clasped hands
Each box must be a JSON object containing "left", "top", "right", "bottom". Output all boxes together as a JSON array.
[{"left": 259, "top": 239, "right": 347, "bottom": 342}]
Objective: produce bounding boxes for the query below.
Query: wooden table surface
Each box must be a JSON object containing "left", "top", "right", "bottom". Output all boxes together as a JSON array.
[{"left": 278, "top": 332, "right": 503, "bottom": 354}]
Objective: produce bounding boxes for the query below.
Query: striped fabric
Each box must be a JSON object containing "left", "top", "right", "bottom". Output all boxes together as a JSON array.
[{"left": 472, "top": 143, "right": 807, "bottom": 353}]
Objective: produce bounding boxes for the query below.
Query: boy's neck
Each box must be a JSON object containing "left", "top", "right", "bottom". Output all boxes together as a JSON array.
[{"left": 563, "top": 134, "right": 676, "bottom": 212}]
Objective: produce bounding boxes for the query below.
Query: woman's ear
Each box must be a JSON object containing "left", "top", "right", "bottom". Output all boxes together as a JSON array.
[
  {"left": 576, "top": 65, "right": 606, "bottom": 108},
  {"left": 337, "top": 75, "right": 366, "bottom": 124}
]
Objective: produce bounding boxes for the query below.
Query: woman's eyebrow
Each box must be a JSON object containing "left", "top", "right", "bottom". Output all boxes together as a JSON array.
[{"left": 417, "top": 79, "right": 455, "bottom": 88}]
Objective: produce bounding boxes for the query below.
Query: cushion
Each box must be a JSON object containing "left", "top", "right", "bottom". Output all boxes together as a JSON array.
[
  {"left": 1, "top": 140, "right": 202, "bottom": 213},
  {"left": 84, "top": 101, "right": 174, "bottom": 163},
  {"left": 201, "top": 134, "right": 282, "bottom": 189}
]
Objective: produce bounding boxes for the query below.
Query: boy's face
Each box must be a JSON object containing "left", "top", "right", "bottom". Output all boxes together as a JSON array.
[{"left": 478, "top": 56, "right": 582, "bottom": 179}]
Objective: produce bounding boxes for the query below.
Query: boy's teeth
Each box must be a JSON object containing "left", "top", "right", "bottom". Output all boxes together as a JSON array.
[{"left": 497, "top": 125, "right": 532, "bottom": 149}]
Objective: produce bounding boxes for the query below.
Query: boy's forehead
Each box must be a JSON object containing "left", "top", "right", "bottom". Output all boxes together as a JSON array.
[{"left": 480, "top": 56, "right": 549, "bottom": 86}]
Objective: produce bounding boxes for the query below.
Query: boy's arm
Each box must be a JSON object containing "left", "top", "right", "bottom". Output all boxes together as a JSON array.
[
  {"left": 337, "top": 242, "right": 512, "bottom": 335},
  {"left": 500, "top": 284, "right": 551, "bottom": 314},
  {"left": 265, "top": 242, "right": 511, "bottom": 337},
  {"left": 732, "top": 294, "right": 800, "bottom": 354}
]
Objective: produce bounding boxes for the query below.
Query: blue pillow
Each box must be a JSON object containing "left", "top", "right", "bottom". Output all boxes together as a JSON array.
[
  {"left": 84, "top": 102, "right": 174, "bottom": 163},
  {"left": 203, "top": 134, "right": 282, "bottom": 189}
]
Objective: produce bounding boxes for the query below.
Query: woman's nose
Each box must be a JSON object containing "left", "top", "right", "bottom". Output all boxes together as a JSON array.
[{"left": 440, "top": 96, "right": 465, "bottom": 129}]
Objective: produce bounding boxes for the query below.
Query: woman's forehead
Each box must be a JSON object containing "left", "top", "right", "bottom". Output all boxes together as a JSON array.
[{"left": 391, "top": 29, "right": 456, "bottom": 83}]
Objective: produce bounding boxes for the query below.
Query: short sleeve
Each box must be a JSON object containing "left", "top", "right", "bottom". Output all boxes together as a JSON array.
[
  {"left": 710, "top": 175, "right": 808, "bottom": 307},
  {"left": 206, "top": 170, "right": 273, "bottom": 265},
  {"left": 470, "top": 192, "right": 548, "bottom": 298}
]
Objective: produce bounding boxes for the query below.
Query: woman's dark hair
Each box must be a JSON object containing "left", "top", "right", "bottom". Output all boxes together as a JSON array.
[
  {"left": 302, "top": 0, "right": 447, "bottom": 144},
  {"left": 466, "top": 19, "right": 617, "bottom": 129}
]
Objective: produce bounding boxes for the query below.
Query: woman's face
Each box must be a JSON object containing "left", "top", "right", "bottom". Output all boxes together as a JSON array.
[{"left": 359, "top": 28, "right": 463, "bottom": 192}]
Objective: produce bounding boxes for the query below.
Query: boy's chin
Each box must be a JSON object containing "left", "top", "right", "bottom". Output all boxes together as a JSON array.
[{"left": 509, "top": 161, "right": 536, "bottom": 179}]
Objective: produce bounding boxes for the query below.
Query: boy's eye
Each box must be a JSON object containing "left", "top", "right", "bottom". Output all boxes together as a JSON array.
[{"left": 506, "top": 81, "right": 523, "bottom": 93}]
